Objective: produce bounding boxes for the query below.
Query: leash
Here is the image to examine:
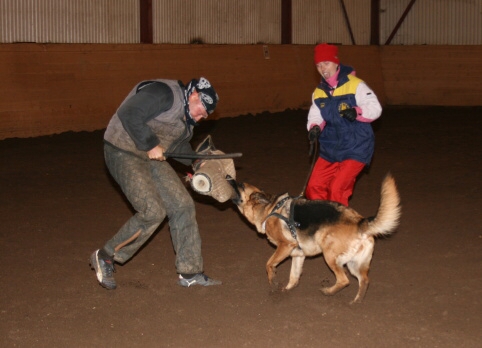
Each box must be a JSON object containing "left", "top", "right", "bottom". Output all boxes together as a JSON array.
[{"left": 299, "top": 139, "right": 319, "bottom": 197}]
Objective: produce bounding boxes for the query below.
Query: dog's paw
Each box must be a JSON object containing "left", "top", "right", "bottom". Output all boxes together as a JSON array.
[
  {"left": 269, "top": 280, "right": 282, "bottom": 292},
  {"left": 281, "top": 286, "right": 290, "bottom": 292},
  {"left": 284, "top": 281, "right": 299, "bottom": 291},
  {"left": 320, "top": 287, "right": 335, "bottom": 296},
  {"left": 350, "top": 296, "right": 364, "bottom": 305}
]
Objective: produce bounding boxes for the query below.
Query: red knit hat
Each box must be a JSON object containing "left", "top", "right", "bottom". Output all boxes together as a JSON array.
[{"left": 314, "top": 43, "right": 340, "bottom": 65}]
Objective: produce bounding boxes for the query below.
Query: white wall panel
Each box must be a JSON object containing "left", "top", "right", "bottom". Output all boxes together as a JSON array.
[
  {"left": 380, "top": 0, "right": 482, "bottom": 45},
  {"left": 153, "top": 0, "right": 281, "bottom": 44},
  {"left": 292, "top": 0, "right": 372, "bottom": 45},
  {"left": 0, "top": 0, "right": 139, "bottom": 43},
  {"left": 1, "top": 0, "right": 481, "bottom": 45},
  {"left": 0, "top": 0, "right": 35, "bottom": 42}
]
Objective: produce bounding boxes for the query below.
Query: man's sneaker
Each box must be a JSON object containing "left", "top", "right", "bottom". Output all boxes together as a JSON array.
[
  {"left": 178, "top": 273, "right": 222, "bottom": 287},
  {"left": 90, "top": 249, "right": 117, "bottom": 290}
]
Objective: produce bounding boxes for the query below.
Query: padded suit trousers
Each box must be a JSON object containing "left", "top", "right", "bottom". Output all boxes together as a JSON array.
[
  {"left": 103, "top": 144, "right": 203, "bottom": 274},
  {"left": 305, "top": 157, "right": 365, "bottom": 206}
]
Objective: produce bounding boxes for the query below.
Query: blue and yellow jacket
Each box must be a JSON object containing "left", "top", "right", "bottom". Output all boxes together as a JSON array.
[{"left": 312, "top": 65, "right": 376, "bottom": 165}]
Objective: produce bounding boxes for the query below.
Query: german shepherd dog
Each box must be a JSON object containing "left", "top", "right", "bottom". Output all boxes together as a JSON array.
[{"left": 228, "top": 174, "right": 401, "bottom": 303}]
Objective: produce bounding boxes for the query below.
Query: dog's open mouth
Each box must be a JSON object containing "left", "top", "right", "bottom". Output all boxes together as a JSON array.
[{"left": 226, "top": 175, "right": 243, "bottom": 204}]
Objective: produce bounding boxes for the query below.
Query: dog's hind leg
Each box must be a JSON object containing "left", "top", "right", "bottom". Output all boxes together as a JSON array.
[
  {"left": 346, "top": 261, "right": 370, "bottom": 304},
  {"left": 284, "top": 253, "right": 305, "bottom": 291},
  {"left": 320, "top": 251, "right": 350, "bottom": 296},
  {"left": 346, "top": 244, "right": 374, "bottom": 303},
  {"left": 266, "top": 243, "right": 296, "bottom": 287}
]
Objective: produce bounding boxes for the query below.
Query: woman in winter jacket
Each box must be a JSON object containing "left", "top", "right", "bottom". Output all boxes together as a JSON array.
[{"left": 306, "top": 43, "right": 382, "bottom": 205}]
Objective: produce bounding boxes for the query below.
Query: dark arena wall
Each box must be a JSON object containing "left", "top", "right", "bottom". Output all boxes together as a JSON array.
[{"left": 0, "top": 44, "right": 481, "bottom": 139}]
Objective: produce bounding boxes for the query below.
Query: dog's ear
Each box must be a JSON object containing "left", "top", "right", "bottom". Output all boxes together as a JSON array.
[{"left": 250, "top": 192, "right": 271, "bottom": 204}]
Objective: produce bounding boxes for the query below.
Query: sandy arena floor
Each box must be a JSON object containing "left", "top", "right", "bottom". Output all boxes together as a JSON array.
[{"left": 1, "top": 107, "right": 481, "bottom": 347}]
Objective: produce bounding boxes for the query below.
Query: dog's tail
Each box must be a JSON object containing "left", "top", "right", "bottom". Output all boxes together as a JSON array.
[{"left": 361, "top": 173, "right": 401, "bottom": 237}]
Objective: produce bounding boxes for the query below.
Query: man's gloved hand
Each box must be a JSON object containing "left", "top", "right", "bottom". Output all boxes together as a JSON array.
[
  {"left": 340, "top": 108, "right": 357, "bottom": 122},
  {"left": 308, "top": 125, "right": 321, "bottom": 143}
]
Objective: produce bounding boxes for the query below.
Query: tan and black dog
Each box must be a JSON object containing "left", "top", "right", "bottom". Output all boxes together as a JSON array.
[{"left": 228, "top": 174, "right": 401, "bottom": 303}]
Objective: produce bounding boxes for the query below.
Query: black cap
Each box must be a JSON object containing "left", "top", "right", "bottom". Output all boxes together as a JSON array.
[{"left": 192, "top": 77, "right": 219, "bottom": 114}]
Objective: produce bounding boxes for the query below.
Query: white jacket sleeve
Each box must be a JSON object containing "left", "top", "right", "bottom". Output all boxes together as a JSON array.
[
  {"left": 355, "top": 82, "right": 382, "bottom": 121},
  {"left": 307, "top": 93, "right": 324, "bottom": 130}
]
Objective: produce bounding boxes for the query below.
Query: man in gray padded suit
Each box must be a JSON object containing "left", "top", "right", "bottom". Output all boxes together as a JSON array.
[{"left": 90, "top": 77, "right": 221, "bottom": 290}]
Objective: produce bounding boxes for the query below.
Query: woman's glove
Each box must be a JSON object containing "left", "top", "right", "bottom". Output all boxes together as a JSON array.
[
  {"left": 339, "top": 108, "right": 357, "bottom": 122},
  {"left": 308, "top": 125, "right": 321, "bottom": 143}
]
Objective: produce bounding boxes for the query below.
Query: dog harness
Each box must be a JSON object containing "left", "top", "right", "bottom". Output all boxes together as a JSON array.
[{"left": 262, "top": 194, "right": 302, "bottom": 249}]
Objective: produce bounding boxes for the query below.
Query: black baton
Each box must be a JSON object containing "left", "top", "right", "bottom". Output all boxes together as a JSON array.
[{"left": 164, "top": 152, "right": 243, "bottom": 160}]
